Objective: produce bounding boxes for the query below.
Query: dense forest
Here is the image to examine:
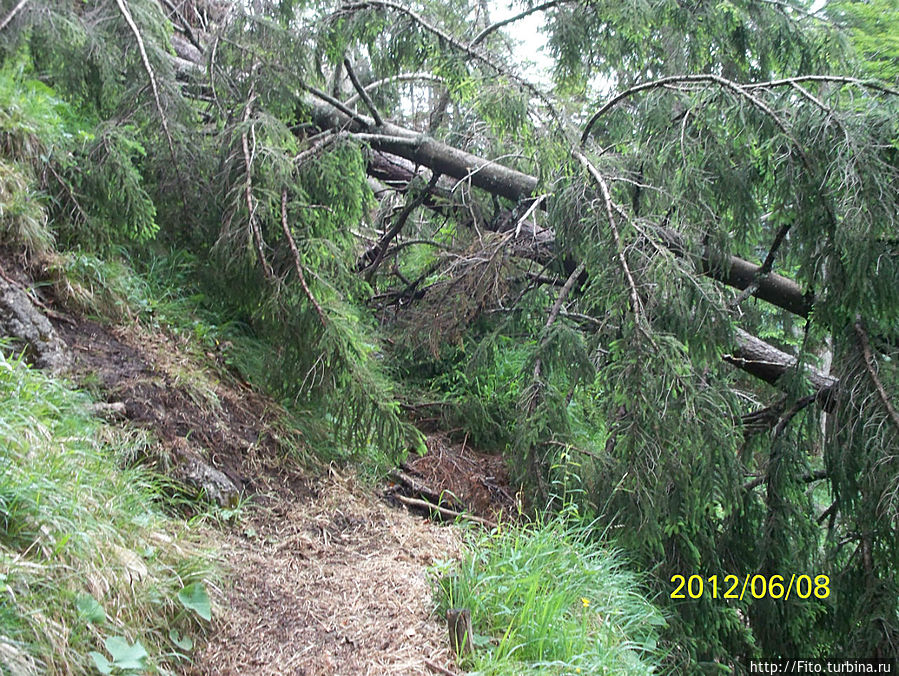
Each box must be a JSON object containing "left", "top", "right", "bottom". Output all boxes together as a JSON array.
[{"left": 1, "top": 0, "right": 898, "bottom": 672}]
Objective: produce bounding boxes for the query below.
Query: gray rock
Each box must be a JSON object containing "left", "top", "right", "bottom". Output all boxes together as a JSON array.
[
  {"left": 178, "top": 453, "right": 241, "bottom": 507},
  {"left": 0, "top": 278, "right": 70, "bottom": 372}
]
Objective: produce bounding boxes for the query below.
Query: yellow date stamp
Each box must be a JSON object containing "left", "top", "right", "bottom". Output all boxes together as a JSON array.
[{"left": 669, "top": 574, "right": 830, "bottom": 601}]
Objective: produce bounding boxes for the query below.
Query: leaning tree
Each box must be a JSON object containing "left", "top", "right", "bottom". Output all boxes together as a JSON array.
[{"left": 2, "top": 0, "right": 897, "bottom": 666}]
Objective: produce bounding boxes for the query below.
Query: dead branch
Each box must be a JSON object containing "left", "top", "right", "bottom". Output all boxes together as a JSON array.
[
  {"left": 743, "top": 468, "right": 828, "bottom": 492},
  {"left": 363, "top": 172, "right": 441, "bottom": 283},
  {"left": 394, "top": 494, "right": 497, "bottom": 528},
  {"left": 525, "top": 260, "right": 585, "bottom": 499},
  {"left": 424, "top": 658, "right": 459, "bottom": 676},
  {"left": 0, "top": 0, "right": 30, "bottom": 31},
  {"left": 389, "top": 468, "right": 464, "bottom": 511},
  {"left": 545, "top": 439, "right": 604, "bottom": 461},
  {"left": 159, "top": 0, "right": 203, "bottom": 53},
  {"left": 343, "top": 58, "right": 383, "bottom": 126},
  {"left": 730, "top": 218, "right": 793, "bottom": 308},
  {"left": 446, "top": 608, "right": 473, "bottom": 658},
  {"left": 304, "top": 83, "right": 369, "bottom": 127}
]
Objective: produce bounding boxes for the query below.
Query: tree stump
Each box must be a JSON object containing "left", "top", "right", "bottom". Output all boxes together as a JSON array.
[{"left": 446, "top": 608, "right": 473, "bottom": 658}]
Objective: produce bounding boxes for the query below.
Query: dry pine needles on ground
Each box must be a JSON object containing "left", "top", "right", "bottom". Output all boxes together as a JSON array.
[{"left": 190, "top": 468, "right": 463, "bottom": 675}]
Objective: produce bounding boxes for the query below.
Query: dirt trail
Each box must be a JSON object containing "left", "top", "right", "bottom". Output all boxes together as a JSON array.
[
  {"left": 192, "top": 470, "right": 461, "bottom": 675},
  {"left": 42, "top": 309, "right": 498, "bottom": 674}
]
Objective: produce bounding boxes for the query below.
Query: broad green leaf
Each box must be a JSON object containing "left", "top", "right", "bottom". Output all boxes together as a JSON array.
[
  {"left": 103, "top": 636, "right": 148, "bottom": 670},
  {"left": 76, "top": 593, "right": 106, "bottom": 624},
  {"left": 168, "top": 628, "right": 194, "bottom": 651},
  {"left": 89, "top": 651, "right": 113, "bottom": 674},
  {"left": 177, "top": 582, "right": 212, "bottom": 621}
]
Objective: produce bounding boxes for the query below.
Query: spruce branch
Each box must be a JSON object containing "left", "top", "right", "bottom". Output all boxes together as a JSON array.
[
  {"left": 343, "top": 73, "right": 445, "bottom": 106},
  {"left": 294, "top": 131, "right": 346, "bottom": 166},
  {"left": 468, "top": 0, "right": 573, "bottom": 48},
  {"left": 854, "top": 321, "right": 899, "bottom": 437},
  {"left": 749, "top": 75, "right": 899, "bottom": 97},
  {"left": 280, "top": 190, "right": 327, "bottom": 327},
  {"left": 334, "top": 0, "right": 565, "bottom": 134},
  {"left": 113, "top": 0, "right": 182, "bottom": 187},
  {"left": 574, "top": 150, "right": 644, "bottom": 327},
  {"left": 240, "top": 96, "right": 272, "bottom": 279},
  {"left": 581, "top": 73, "right": 898, "bottom": 145},
  {"left": 524, "top": 260, "right": 585, "bottom": 500}
]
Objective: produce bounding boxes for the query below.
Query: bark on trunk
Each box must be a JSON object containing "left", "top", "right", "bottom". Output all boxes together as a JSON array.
[{"left": 310, "top": 101, "right": 813, "bottom": 318}]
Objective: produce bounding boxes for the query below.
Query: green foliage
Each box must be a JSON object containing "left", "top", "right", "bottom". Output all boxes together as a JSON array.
[
  {"left": 433, "top": 507, "right": 665, "bottom": 674},
  {"left": 0, "top": 65, "right": 72, "bottom": 254},
  {"left": 547, "top": 0, "right": 843, "bottom": 90},
  {"left": 90, "top": 636, "right": 149, "bottom": 674},
  {"left": 209, "top": 109, "right": 415, "bottom": 459},
  {"left": 826, "top": 0, "right": 899, "bottom": 80},
  {"left": 424, "top": 335, "right": 533, "bottom": 451},
  {"left": 55, "top": 124, "right": 160, "bottom": 250},
  {"left": 0, "top": 349, "right": 213, "bottom": 674},
  {"left": 0, "top": 60, "right": 160, "bottom": 253},
  {"left": 3, "top": 0, "right": 898, "bottom": 666},
  {"left": 0, "top": 157, "right": 50, "bottom": 255}
]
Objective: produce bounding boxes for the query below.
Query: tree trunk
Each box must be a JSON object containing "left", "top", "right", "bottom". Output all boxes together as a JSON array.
[{"left": 315, "top": 102, "right": 814, "bottom": 318}]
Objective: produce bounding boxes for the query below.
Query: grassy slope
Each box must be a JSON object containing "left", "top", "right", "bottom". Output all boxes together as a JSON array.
[{"left": 0, "top": 348, "right": 213, "bottom": 674}]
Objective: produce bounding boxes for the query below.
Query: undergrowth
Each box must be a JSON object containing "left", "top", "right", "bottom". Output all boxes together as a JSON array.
[
  {"left": 434, "top": 507, "right": 666, "bottom": 674},
  {"left": 0, "top": 348, "right": 213, "bottom": 674}
]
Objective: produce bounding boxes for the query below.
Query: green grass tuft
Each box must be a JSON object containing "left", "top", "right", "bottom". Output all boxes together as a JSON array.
[
  {"left": 0, "top": 348, "right": 214, "bottom": 674},
  {"left": 434, "top": 507, "right": 666, "bottom": 674}
]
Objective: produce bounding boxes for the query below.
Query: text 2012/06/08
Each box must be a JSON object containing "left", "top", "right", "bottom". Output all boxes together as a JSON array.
[{"left": 669, "top": 573, "right": 830, "bottom": 600}]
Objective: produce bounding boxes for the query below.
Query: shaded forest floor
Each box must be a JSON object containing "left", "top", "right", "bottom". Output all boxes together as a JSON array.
[{"left": 27, "top": 275, "right": 514, "bottom": 674}]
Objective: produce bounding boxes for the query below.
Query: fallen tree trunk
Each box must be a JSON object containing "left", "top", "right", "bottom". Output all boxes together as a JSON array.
[
  {"left": 362, "top": 137, "right": 836, "bottom": 398},
  {"left": 727, "top": 329, "right": 836, "bottom": 399},
  {"left": 310, "top": 102, "right": 814, "bottom": 319},
  {"left": 165, "top": 22, "right": 835, "bottom": 399}
]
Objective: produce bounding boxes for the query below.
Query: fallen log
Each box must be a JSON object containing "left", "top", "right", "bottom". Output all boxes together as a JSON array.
[
  {"left": 394, "top": 493, "right": 497, "bottom": 529},
  {"left": 389, "top": 468, "right": 465, "bottom": 512},
  {"left": 166, "top": 50, "right": 837, "bottom": 399},
  {"left": 310, "top": 101, "right": 813, "bottom": 319}
]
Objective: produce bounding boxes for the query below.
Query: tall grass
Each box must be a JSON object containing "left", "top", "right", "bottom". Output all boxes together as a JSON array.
[
  {"left": 0, "top": 348, "right": 213, "bottom": 674},
  {"left": 434, "top": 507, "right": 666, "bottom": 674}
]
